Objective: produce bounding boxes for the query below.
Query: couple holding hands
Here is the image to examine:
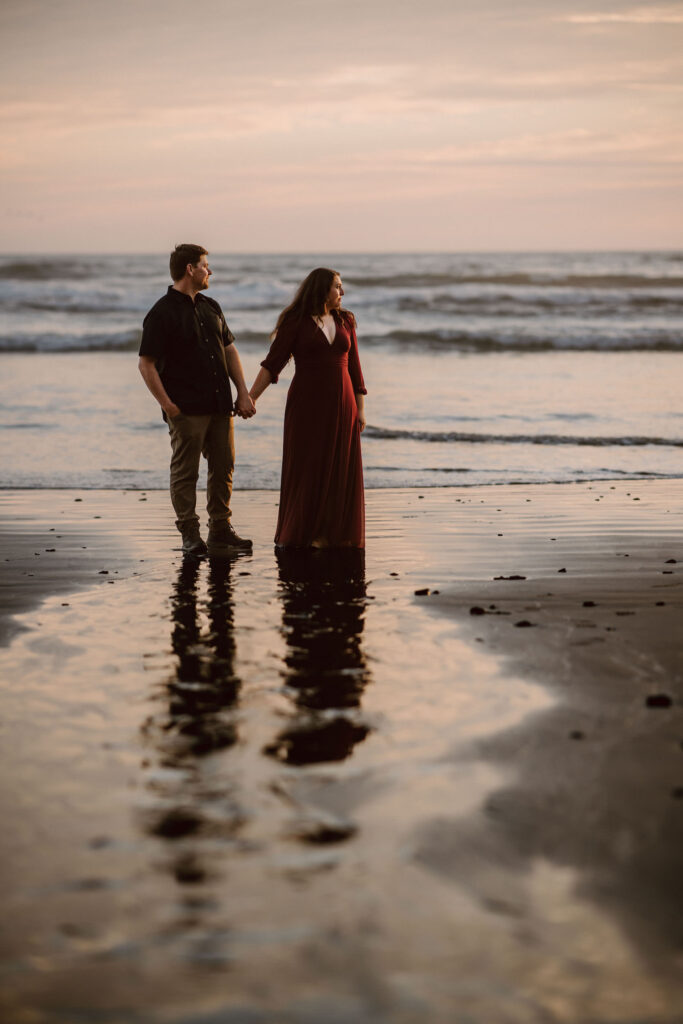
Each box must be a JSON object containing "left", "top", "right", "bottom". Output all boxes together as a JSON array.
[{"left": 139, "top": 244, "right": 366, "bottom": 558}]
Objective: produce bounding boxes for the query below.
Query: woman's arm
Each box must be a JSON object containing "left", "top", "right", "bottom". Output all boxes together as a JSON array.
[
  {"left": 251, "top": 318, "right": 296, "bottom": 402},
  {"left": 355, "top": 392, "right": 366, "bottom": 432},
  {"left": 249, "top": 366, "right": 273, "bottom": 403}
]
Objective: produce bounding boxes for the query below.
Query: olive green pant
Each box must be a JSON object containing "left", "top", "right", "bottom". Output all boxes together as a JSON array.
[{"left": 167, "top": 413, "right": 234, "bottom": 530}]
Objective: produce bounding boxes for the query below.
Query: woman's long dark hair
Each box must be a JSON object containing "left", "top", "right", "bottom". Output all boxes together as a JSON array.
[{"left": 274, "top": 267, "right": 355, "bottom": 335}]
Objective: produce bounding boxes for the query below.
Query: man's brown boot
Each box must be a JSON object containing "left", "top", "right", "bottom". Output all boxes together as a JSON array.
[
  {"left": 207, "top": 522, "right": 253, "bottom": 556},
  {"left": 179, "top": 522, "right": 208, "bottom": 557}
]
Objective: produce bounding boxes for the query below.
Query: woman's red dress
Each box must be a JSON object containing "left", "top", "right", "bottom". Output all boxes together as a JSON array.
[{"left": 260, "top": 311, "right": 366, "bottom": 548}]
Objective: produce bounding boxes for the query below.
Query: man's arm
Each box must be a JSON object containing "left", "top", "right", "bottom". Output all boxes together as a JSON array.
[
  {"left": 225, "top": 345, "right": 256, "bottom": 418},
  {"left": 138, "top": 356, "right": 181, "bottom": 419}
]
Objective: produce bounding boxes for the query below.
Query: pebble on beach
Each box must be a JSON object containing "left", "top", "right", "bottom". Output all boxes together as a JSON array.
[{"left": 645, "top": 694, "right": 672, "bottom": 708}]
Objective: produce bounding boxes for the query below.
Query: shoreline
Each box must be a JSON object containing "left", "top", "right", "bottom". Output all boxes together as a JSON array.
[
  {"left": 1, "top": 481, "right": 682, "bottom": 1020},
  {"left": 3, "top": 474, "right": 682, "bottom": 490},
  {"left": 420, "top": 520, "right": 683, "bottom": 973}
]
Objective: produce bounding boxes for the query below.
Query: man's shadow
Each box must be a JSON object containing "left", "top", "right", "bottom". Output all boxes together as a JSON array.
[
  {"left": 264, "top": 548, "right": 372, "bottom": 766},
  {"left": 140, "top": 555, "right": 245, "bottom": 881}
]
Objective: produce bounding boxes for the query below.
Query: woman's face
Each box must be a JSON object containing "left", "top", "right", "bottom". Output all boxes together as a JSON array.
[{"left": 325, "top": 275, "right": 344, "bottom": 311}]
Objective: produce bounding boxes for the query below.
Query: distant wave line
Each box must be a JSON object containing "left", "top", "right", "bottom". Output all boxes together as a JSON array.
[
  {"left": 396, "top": 294, "right": 683, "bottom": 313},
  {"left": 1, "top": 324, "right": 681, "bottom": 354},
  {"left": 364, "top": 426, "right": 683, "bottom": 448},
  {"left": 0, "top": 331, "right": 142, "bottom": 352},
  {"left": 346, "top": 272, "right": 683, "bottom": 289},
  {"left": 360, "top": 330, "right": 683, "bottom": 352},
  {"left": 0, "top": 260, "right": 113, "bottom": 281}
]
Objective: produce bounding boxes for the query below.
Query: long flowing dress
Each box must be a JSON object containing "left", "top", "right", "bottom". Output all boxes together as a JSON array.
[{"left": 260, "top": 311, "right": 366, "bottom": 548}]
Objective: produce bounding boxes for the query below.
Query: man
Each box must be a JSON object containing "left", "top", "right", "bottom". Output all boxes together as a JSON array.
[{"left": 139, "top": 244, "right": 255, "bottom": 557}]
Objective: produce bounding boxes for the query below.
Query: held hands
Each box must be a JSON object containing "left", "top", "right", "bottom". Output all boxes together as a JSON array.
[{"left": 235, "top": 391, "right": 257, "bottom": 419}]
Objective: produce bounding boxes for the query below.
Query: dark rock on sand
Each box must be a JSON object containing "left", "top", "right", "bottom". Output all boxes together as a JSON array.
[
  {"left": 293, "top": 819, "right": 357, "bottom": 844},
  {"left": 645, "top": 694, "right": 672, "bottom": 708},
  {"left": 149, "top": 807, "right": 204, "bottom": 839}
]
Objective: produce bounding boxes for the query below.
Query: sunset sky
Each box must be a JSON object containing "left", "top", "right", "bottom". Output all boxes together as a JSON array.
[{"left": 1, "top": 0, "right": 682, "bottom": 252}]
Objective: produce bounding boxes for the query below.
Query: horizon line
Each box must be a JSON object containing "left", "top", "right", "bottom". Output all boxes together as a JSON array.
[{"left": 1, "top": 247, "right": 681, "bottom": 257}]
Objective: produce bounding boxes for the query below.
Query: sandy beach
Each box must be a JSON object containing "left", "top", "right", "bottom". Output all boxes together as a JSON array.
[{"left": 1, "top": 481, "right": 682, "bottom": 1023}]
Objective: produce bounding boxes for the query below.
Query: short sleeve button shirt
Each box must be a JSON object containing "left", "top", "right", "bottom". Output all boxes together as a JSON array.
[{"left": 140, "top": 287, "right": 236, "bottom": 416}]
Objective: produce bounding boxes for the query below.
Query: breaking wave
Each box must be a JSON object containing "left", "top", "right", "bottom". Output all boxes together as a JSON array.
[{"left": 364, "top": 426, "right": 683, "bottom": 448}]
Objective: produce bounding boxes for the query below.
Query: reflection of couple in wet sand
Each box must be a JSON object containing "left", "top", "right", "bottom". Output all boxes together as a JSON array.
[
  {"left": 141, "top": 547, "right": 370, "bottom": 865},
  {"left": 138, "top": 244, "right": 367, "bottom": 559}
]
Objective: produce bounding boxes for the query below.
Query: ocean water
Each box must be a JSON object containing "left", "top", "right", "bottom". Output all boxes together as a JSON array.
[{"left": 0, "top": 251, "right": 681, "bottom": 490}]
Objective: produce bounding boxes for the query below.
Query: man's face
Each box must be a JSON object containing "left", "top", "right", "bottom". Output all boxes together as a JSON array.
[{"left": 189, "top": 255, "right": 212, "bottom": 291}]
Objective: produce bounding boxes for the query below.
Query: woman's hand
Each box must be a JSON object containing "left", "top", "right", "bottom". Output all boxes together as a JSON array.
[{"left": 355, "top": 394, "right": 366, "bottom": 432}]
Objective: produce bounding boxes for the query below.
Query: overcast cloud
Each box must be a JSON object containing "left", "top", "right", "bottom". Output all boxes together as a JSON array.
[{"left": 1, "top": 0, "right": 681, "bottom": 250}]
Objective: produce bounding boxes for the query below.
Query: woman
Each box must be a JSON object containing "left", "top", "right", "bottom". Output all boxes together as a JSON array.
[{"left": 249, "top": 268, "right": 367, "bottom": 548}]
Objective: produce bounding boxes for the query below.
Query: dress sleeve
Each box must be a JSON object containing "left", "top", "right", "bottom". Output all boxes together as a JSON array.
[
  {"left": 347, "top": 317, "right": 367, "bottom": 395},
  {"left": 260, "top": 317, "right": 297, "bottom": 384}
]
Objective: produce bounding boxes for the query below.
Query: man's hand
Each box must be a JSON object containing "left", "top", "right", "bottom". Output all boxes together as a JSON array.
[
  {"left": 164, "top": 402, "right": 182, "bottom": 419},
  {"left": 235, "top": 392, "right": 256, "bottom": 418}
]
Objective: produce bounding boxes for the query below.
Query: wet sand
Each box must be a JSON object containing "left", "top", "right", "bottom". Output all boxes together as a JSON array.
[{"left": 0, "top": 483, "right": 682, "bottom": 1023}]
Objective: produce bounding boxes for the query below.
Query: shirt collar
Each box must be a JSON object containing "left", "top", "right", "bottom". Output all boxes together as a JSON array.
[{"left": 167, "top": 285, "right": 207, "bottom": 307}]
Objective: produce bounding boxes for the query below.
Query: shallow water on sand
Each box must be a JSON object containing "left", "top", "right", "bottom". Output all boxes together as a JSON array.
[{"left": 0, "top": 485, "right": 681, "bottom": 1022}]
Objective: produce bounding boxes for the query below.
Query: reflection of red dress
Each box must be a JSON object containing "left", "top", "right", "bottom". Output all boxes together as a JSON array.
[{"left": 261, "top": 311, "right": 367, "bottom": 548}]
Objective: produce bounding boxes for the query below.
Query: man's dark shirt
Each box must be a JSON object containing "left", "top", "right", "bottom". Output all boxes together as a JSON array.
[{"left": 139, "top": 287, "right": 236, "bottom": 417}]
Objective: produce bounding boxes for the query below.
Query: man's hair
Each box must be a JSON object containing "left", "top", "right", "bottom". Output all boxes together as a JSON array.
[{"left": 169, "top": 243, "right": 208, "bottom": 281}]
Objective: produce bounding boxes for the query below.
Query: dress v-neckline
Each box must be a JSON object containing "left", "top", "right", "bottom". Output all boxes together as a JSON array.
[{"left": 313, "top": 316, "right": 336, "bottom": 346}]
